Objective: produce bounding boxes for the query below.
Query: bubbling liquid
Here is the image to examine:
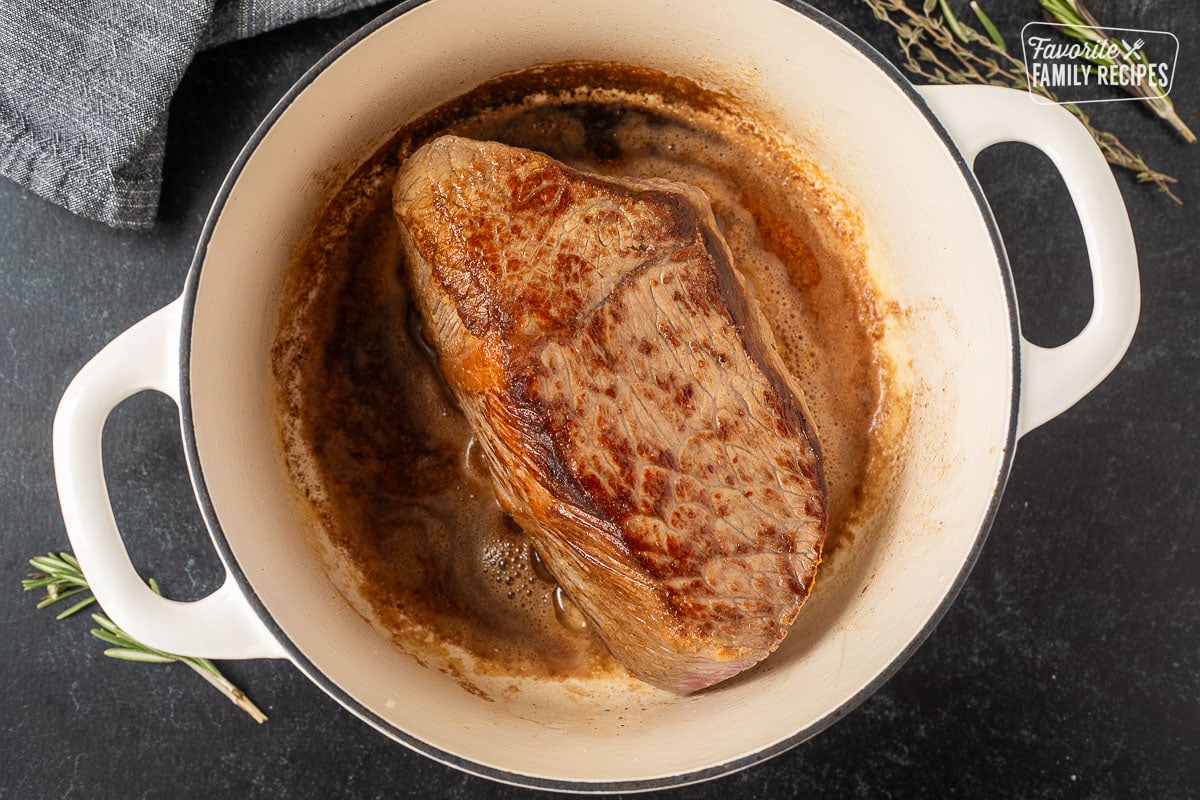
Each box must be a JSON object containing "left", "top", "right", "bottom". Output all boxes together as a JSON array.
[{"left": 272, "top": 62, "right": 907, "bottom": 685}]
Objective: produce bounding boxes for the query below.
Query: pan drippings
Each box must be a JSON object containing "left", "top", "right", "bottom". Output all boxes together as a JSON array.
[{"left": 272, "top": 62, "right": 906, "bottom": 682}]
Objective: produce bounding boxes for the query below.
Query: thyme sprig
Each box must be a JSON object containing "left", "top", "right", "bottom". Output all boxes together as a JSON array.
[
  {"left": 24, "top": 551, "right": 267, "bottom": 723},
  {"left": 864, "top": 0, "right": 1182, "bottom": 203},
  {"left": 1039, "top": 0, "right": 1194, "bottom": 143}
]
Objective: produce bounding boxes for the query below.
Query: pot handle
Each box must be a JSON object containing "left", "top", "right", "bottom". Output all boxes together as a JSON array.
[
  {"left": 917, "top": 85, "right": 1140, "bottom": 437},
  {"left": 53, "top": 299, "right": 287, "bottom": 660}
]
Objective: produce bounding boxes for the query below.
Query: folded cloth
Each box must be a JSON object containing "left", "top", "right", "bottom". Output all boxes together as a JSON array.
[{"left": 0, "top": 0, "right": 380, "bottom": 229}]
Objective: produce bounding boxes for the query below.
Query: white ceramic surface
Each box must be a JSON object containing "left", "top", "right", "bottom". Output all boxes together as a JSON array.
[{"left": 52, "top": 0, "right": 1139, "bottom": 791}]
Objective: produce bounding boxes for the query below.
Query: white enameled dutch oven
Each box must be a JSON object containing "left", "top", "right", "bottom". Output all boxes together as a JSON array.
[{"left": 53, "top": 0, "right": 1139, "bottom": 791}]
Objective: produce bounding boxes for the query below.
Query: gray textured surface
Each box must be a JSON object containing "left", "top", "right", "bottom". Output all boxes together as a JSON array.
[
  {"left": 2, "top": 1, "right": 1198, "bottom": 797},
  {"left": 0, "top": 0, "right": 376, "bottom": 228}
]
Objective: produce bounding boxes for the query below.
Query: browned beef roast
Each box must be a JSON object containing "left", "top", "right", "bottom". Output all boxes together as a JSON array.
[{"left": 393, "top": 135, "right": 826, "bottom": 693}]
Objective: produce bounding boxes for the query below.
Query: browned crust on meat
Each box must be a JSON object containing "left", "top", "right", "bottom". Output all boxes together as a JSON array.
[{"left": 394, "top": 136, "right": 825, "bottom": 692}]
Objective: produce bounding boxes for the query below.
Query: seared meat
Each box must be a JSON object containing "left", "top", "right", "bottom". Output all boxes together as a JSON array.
[{"left": 393, "top": 135, "right": 825, "bottom": 693}]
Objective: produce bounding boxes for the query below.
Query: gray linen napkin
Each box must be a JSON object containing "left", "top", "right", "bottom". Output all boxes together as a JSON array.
[{"left": 0, "top": 0, "right": 381, "bottom": 229}]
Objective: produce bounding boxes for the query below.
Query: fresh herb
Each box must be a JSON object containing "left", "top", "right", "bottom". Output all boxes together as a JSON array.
[
  {"left": 1039, "top": 0, "right": 1194, "bottom": 143},
  {"left": 863, "top": 0, "right": 1182, "bottom": 203},
  {"left": 937, "top": 0, "right": 970, "bottom": 47},
  {"left": 23, "top": 551, "right": 267, "bottom": 723},
  {"left": 970, "top": 2, "right": 1007, "bottom": 52}
]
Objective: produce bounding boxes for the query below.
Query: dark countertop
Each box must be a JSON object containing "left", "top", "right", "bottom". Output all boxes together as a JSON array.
[{"left": 2, "top": 2, "right": 1197, "bottom": 797}]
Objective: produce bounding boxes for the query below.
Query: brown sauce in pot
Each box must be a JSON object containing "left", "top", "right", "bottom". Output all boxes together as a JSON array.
[{"left": 272, "top": 62, "right": 907, "bottom": 683}]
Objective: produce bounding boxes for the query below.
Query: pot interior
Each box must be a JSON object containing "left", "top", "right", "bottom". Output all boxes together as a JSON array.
[{"left": 185, "top": 0, "right": 1015, "bottom": 788}]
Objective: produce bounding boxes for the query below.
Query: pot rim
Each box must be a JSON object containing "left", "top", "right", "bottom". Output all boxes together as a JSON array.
[{"left": 177, "top": 0, "right": 1022, "bottom": 791}]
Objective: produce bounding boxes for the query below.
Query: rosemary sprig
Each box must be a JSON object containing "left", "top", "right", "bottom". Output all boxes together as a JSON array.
[
  {"left": 937, "top": 0, "right": 970, "bottom": 46},
  {"left": 1039, "top": 0, "right": 1195, "bottom": 143},
  {"left": 970, "top": 2, "right": 1007, "bottom": 52},
  {"left": 863, "top": 0, "right": 1182, "bottom": 203},
  {"left": 23, "top": 552, "right": 267, "bottom": 724}
]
